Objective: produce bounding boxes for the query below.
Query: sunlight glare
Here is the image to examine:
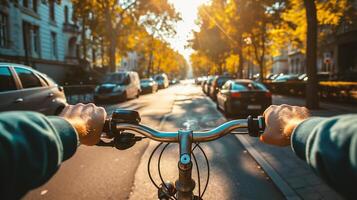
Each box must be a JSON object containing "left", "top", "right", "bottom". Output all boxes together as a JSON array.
[{"left": 168, "top": 0, "right": 210, "bottom": 61}]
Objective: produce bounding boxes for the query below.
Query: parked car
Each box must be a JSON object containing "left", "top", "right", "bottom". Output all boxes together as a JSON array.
[
  {"left": 195, "top": 76, "right": 207, "bottom": 85},
  {"left": 94, "top": 71, "right": 141, "bottom": 103},
  {"left": 170, "top": 78, "right": 179, "bottom": 85},
  {"left": 216, "top": 80, "right": 272, "bottom": 117},
  {"left": 140, "top": 78, "right": 158, "bottom": 94},
  {"left": 154, "top": 73, "right": 169, "bottom": 89},
  {"left": 0, "top": 63, "right": 67, "bottom": 115},
  {"left": 209, "top": 75, "right": 234, "bottom": 100},
  {"left": 272, "top": 74, "right": 300, "bottom": 83},
  {"left": 204, "top": 76, "right": 216, "bottom": 95}
]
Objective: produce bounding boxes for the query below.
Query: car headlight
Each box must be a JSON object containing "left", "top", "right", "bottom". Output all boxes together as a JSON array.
[{"left": 113, "top": 86, "right": 123, "bottom": 92}]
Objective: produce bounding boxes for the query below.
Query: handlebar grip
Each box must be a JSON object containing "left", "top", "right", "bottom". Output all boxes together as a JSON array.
[
  {"left": 247, "top": 116, "right": 265, "bottom": 137},
  {"left": 103, "top": 119, "right": 110, "bottom": 133}
]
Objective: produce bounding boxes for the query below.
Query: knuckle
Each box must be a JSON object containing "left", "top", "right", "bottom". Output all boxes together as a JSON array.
[{"left": 86, "top": 103, "right": 95, "bottom": 107}]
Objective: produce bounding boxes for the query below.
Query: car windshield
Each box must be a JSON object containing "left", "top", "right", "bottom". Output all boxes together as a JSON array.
[
  {"left": 217, "top": 77, "right": 232, "bottom": 87},
  {"left": 232, "top": 82, "right": 267, "bottom": 91},
  {"left": 275, "top": 75, "right": 299, "bottom": 81},
  {"left": 141, "top": 79, "right": 153, "bottom": 83},
  {"left": 102, "top": 73, "right": 126, "bottom": 84},
  {"left": 155, "top": 76, "right": 164, "bottom": 81}
]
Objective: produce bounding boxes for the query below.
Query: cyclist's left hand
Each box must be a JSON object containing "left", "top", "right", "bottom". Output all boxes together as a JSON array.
[{"left": 60, "top": 103, "right": 106, "bottom": 146}]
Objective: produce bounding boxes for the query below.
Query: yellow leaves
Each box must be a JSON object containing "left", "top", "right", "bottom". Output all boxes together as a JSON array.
[
  {"left": 317, "top": 0, "right": 348, "bottom": 25},
  {"left": 225, "top": 54, "right": 239, "bottom": 74},
  {"left": 272, "top": 0, "right": 349, "bottom": 53}
]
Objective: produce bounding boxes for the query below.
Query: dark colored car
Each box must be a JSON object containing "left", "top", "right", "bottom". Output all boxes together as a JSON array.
[
  {"left": 203, "top": 76, "right": 216, "bottom": 95},
  {"left": 0, "top": 63, "right": 67, "bottom": 115},
  {"left": 209, "top": 75, "right": 234, "bottom": 100},
  {"left": 170, "top": 78, "right": 179, "bottom": 85},
  {"left": 216, "top": 80, "right": 272, "bottom": 117},
  {"left": 140, "top": 78, "right": 158, "bottom": 94},
  {"left": 272, "top": 74, "right": 300, "bottom": 83},
  {"left": 94, "top": 71, "right": 141, "bottom": 103},
  {"left": 154, "top": 73, "right": 169, "bottom": 89}
]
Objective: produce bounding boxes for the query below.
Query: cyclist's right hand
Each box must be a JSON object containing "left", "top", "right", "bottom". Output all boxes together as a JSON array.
[
  {"left": 260, "top": 104, "right": 310, "bottom": 146},
  {"left": 60, "top": 103, "right": 107, "bottom": 146}
]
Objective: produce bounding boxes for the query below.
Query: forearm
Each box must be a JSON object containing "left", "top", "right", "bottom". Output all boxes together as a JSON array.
[
  {"left": 0, "top": 112, "right": 78, "bottom": 199},
  {"left": 291, "top": 115, "right": 357, "bottom": 199}
]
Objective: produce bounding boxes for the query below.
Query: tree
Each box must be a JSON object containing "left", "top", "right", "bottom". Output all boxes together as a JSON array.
[
  {"left": 72, "top": 0, "right": 180, "bottom": 72},
  {"left": 304, "top": 0, "right": 319, "bottom": 109},
  {"left": 270, "top": 0, "right": 350, "bottom": 108}
]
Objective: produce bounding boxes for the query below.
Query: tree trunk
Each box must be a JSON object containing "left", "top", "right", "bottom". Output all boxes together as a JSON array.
[
  {"left": 108, "top": 36, "right": 117, "bottom": 72},
  {"left": 100, "top": 38, "right": 105, "bottom": 67},
  {"left": 237, "top": 36, "right": 244, "bottom": 78},
  {"left": 304, "top": 0, "right": 319, "bottom": 109}
]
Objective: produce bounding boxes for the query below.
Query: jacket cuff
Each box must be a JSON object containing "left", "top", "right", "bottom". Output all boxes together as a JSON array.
[
  {"left": 291, "top": 117, "right": 325, "bottom": 161},
  {"left": 47, "top": 117, "right": 79, "bottom": 161}
]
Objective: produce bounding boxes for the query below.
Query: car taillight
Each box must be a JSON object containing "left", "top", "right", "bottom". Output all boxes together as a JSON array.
[
  {"left": 231, "top": 92, "right": 241, "bottom": 98},
  {"left": 265, "top": 92, "right": 272, "bottom": 98}
]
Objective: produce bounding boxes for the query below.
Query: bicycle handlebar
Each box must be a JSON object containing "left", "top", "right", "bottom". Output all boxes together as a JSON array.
[{"left": 102, "top": 109, "right": 265, "bottom": 142}]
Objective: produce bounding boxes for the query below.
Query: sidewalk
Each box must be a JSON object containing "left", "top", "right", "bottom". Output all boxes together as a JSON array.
[{"left": 236, "top": 95, "right": 357, "bottom": 200}]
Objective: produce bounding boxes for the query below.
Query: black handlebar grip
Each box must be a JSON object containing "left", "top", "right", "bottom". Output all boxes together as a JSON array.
[
  {"left": 102, "top": 119, "right": 110, "bottom": 133},
  {"left": 247, "top": 116, "right": 266, "bottom": 137}
]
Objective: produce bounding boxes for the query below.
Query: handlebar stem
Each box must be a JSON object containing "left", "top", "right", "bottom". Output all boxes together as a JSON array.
[{"left": 176, "top": 129, "right": 195, "bottom": 200}]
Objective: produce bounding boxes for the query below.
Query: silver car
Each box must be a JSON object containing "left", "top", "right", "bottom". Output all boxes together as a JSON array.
[{"left": 0, "top": 63, "right": 67, "bottom": 115}]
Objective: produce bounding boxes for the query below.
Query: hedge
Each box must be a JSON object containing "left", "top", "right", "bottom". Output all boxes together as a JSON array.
[{"left": 265, "top": 81, "right": 357, "bottom": 103}]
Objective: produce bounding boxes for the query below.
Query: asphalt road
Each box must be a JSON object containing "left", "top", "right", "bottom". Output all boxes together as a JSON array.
[{"left": 24, "top": 83, "right": 283, "bottom": 200}]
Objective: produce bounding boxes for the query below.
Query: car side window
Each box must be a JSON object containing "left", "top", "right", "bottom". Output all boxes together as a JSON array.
[
  {"left": 0, "top": 67, "right": 17, "bottom": 92},
  {"left": 15, "top": 67, "right": 43, "bottom": 89}
]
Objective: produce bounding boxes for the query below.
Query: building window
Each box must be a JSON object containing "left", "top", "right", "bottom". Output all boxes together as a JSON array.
[
  {"left": 51, "top": 32, "right": 57, "bottom": 58},
  {"left": 33, "top": 0, "right": 38, "bottom": 13},
  {"left": 22, "top": 21, "right": 32, "bottom": 57},
  {"left": 0, "top": 12, "right": 9, "bottom": 48},
  {"left": 23, "top": 0, "right": 29, "bottom": 8},
  {"left": 64, "top": 6, "right": 69, "bottom": 23},
  {"left": 32, "top": 25, "right": 40, "bottom": 57},
  {"left": 49, "top": 1, "right": 55, "bottom": 21}
]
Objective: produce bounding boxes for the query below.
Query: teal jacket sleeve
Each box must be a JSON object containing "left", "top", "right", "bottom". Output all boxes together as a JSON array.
[
  {"left": 0, "top": 111, "right": 78, "bottom": 199},
  {"left": 291, "top": 114, "right": 357, "bottom": 199}
]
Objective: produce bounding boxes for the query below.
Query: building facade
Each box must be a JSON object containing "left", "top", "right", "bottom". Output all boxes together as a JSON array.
[{"left": 0, "top": 0, "right": 80, "bottom": 83}]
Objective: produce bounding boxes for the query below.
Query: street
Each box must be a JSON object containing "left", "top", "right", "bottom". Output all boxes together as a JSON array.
[{"left": 24, "top": 83, "right": 284, "bottom": 200}]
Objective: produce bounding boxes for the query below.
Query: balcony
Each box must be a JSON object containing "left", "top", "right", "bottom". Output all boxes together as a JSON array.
[{"left": 63, "top": 23, "right": 79, "bottom": 34}]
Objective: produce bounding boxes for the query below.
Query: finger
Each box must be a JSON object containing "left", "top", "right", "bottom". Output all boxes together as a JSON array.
[
  {"left": 81, "top": 103, "right": 96, "bottom": 116},
  {"left": 70, "top": 103, "right": 85, "bottom": 117},
  {"left": 263, "top": 105, "right": 276, "bottom": 118},
  {"left": 59, "top": 105, "right": 73, "bottom": 117}
]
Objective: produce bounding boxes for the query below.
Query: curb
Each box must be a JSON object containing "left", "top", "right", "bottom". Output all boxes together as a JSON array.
[{"left": 205, "top": 96, "right": 301, "bottom": 200}]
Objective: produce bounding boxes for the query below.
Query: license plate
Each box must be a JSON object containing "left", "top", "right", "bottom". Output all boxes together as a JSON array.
[{"left": 247, "top": 105, "right": 261, "bottom": 110}]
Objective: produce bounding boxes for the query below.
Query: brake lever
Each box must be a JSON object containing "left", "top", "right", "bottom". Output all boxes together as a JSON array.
[{"left": 114, "top": 132, "right": 145, "bottom": 150}]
